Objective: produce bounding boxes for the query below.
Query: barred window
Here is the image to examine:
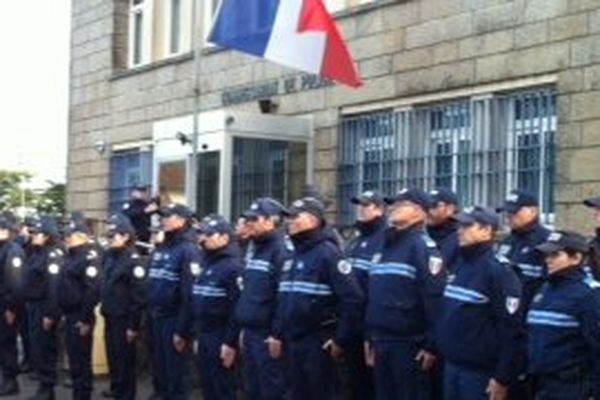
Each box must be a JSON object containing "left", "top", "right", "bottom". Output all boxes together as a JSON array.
[
  {"left": 109, "top": 149, "right": 153, "bottom": 214},
  {"left": 337, "top": 87, "right": 556, "bottom": 226}
]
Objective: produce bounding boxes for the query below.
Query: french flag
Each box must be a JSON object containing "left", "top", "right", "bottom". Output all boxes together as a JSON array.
[{"left": 208, "top": 0, "right": 362, "bottom": 88}]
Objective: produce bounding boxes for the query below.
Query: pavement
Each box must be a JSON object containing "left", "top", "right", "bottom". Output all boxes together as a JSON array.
[{"left": 6, "top": 372, "right": 205, "bottom": 399}]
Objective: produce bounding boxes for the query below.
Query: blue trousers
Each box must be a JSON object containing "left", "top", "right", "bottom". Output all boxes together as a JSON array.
[
  {"left": 104, "top": 316, "right": 136, "bottom": 400},
  {"left": 27, "top": 302, "right": 58, "bottom": 389},
  {"left": 344, "top": 339, "right": 374, "bottom": 400},
  {"left": 150, "top": 316, "right": 188, "bottom": 400},
  {"left": 443, "top": 362, "right": 489, "bottom": 400},
  {"left": 372, "top": 339, "right": 432, "bottom": 400},
  {"left": 196, "top": 327, "right": 236, "bottom": 400},
  {"left": 64, "top": 313, "right": 94, "bottom": 400},
  {"left": 288, "top": 334, "right": 336, "bottom": 400},
  {"left": 242, "top": 328, "right": 286, "bottom": 400},
  {"left": 534, "top": 374, "right": 591, "bottom": 400}
]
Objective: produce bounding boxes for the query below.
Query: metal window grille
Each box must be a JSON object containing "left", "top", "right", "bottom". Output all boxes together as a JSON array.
[
  {"left": 109, "top": 149, "right": 153, "bottom": 214},
  {"left": 337, "top": 86, "right": 556, "bottom": 226}
]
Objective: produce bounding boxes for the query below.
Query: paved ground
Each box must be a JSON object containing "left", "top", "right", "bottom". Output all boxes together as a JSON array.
[{"left": 7, "top": 372, "right": 204, "bottom": 399}]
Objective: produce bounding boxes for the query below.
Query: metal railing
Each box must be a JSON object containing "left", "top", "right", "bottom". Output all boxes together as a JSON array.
[{"left": 337, "top": 86, "right": 556, "bottom": 226}]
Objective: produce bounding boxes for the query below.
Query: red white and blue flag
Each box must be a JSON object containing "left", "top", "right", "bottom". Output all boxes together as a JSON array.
[{"left": 208, "top": 0, "right": 362, "bottom": 88}]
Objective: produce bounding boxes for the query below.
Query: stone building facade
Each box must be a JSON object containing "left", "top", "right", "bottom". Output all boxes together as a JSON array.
[{"left": 68, "top": 0, "right": 600, "bottom": 231}]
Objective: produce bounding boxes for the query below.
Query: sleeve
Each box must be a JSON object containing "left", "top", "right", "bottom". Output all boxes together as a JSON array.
[
  {"left": 414, "top": 240, "right": 447, "bottom": 354},
  {"left": 5, "top": 245, "right": 25, "bottom": 311},
  {"left": 79, "top": 250, "right": 101, "bottom": 324},
  {"left": 223, "top": 263, "right": 242, "bottom": 347},
  {"left": 327, "top": 248, "right": 365, "bottom": 348},
  {"left": 127, "top": 253, "right": 147, "bottom": 331},
  {"left": 269, "top": 245, "right": 290, "bottom": 337},
  {"left": 44, "top": 249, "right": 64, "bottom": 320},
  {"left": 579, "top": 289, "right": 600, "bottom": 397},
  {"left": 490, "top": 265, "right": 525, "bottom": 386},
  {"left": 175, "top": 246, "right": 199, "bottom": 338}
]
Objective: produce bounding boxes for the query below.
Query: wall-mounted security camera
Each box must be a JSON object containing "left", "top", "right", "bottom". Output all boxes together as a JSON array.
[
  {"left": 201, "top": 144, "right": 209, "bottom": 151},
  {"left": 93, "top": 140, "right": 107, "bottom": 155},
  {"left": 175, "top": 131, "right": 192, "bottom": 146},
  {"left": 225, "top": 115, "right": 235, "bottom": 126}
]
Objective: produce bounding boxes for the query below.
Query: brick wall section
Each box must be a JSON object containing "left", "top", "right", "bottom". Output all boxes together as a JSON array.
[{"left": 68, "top": 0, "right": 600, "bottom": 231}]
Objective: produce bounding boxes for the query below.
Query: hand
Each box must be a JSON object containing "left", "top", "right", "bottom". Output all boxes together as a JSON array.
[
  {"left": 76, "top": 322, "right": 92, "bottom": 337},
  {"left": 364, "top": 341, "right": 375, "bottom": 367},
  {"left": 42, "top": 317, "right": 55, "bottom": 332},
  {"left": 322, "top": 339, "right": 343, "bottom": 361},
  {"left": 265, "top": 336, "right": 283, "bottom": 359},
  {"left": 126, "top": 329, "right": 138, "bottom": 343},
  {"left": 4, "top": 310, "right": 16, "bottom": 326},
  {"left": 415, "top": 349, "right": 436, "bottom": 371},
  {"left": 173, "top": 334, "right": 187, "bottom": 354},
  {"left": 486, "top": 378, "right": 508, "bottom": 400},
  {"left": 220, "top": 344, "right": 236, "bottom": 369},
  {"left": 145, "top": 203, "right": 159, "bottom": 213}
]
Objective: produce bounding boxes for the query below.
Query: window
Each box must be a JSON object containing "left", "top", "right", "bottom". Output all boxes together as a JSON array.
[
  {"left": 170, "top": 0, "right": 182, "bottom": 54},
  {"left": 128, "top": 0, "right": 193, "bottom": 66},
  {"left": 203, "top": 0, "right": 220, "bottom": 46},
  {"left": 109, "top": 149, "right": 153, "bottom": 214},
  {"left": 128, "top": 0, "right": 152, "bottom": 67},
  {"left": 337, "top": 87, "right": 557, "bottom": 226}
]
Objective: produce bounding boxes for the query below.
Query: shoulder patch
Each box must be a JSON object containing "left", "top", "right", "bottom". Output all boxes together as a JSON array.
[
  {"left": 86, "top": 266, "right": 98, "bottom": 278},
  {"left": 428, "top": 256, "right": 443, "bottom": 276},
  {"left": 190, "top": 262, "right": 202, "bottom": 277},
  {"left": 133, "top": 266, "right": 146, "bottom": 279},
  {"left": 12, "top": 257, "right": 22, "bottom": 268},
  {"left": 505, "top": 296, "right": 520, "bottom": 314},
  {"left": 337, "top": 259, "right": 353, "bottom": 275}
]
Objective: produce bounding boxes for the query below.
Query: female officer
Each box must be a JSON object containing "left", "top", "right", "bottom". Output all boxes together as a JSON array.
[{"left": 528, "top": 230, "right": 600, "bottom": 399}]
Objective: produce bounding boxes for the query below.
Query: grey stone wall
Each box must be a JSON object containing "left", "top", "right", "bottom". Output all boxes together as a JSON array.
[{"left": 68, "top": 0, "right": 600, "bottom": 230}]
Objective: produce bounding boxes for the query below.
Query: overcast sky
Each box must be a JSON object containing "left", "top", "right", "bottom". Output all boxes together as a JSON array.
[{"left": 0, "top": 1, "right": 71, "bottom": 186}]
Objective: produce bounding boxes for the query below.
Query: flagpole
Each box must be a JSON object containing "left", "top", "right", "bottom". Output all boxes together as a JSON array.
[{"left": 190, "top": 0, "right": 203, "bottom": 212}]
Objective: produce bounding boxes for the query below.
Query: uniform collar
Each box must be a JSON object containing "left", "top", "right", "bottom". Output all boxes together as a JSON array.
[
  {"left": 253, "top": 229, "right": 281, "bottom": 247},
  {"left": 204, "top": 242, "right": 240, "bottom": 264},
  {"left": 428, "top": 218, "right": 458, "bottom": 242},
  {"left": 356, "top": 216, "right": 386, "bottom": 236},
  {"left": 164, "top": 227, "right": 192, "bottom": 245},
  {"left": 290, "top": 227, "right": 327, "bottom": 253},
  {"left": 460, "top": 242, "right": 494, "bottom": 261},
  {"left": 68, "top": 243, "right": 91, "bottom": 256},
  {"left": 548, "top": 267, "right": 585, "bottom": 285},
  {"left": 384, "top": 222, "right": 424, "bottom": 244},
  {"left": 512, "top": 220, "right": 543, "bottom": 237}
]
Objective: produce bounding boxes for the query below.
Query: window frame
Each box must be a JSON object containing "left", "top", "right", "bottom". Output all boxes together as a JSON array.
[{"left": 128, "top": 0, "right": 154, "bottom": 68}]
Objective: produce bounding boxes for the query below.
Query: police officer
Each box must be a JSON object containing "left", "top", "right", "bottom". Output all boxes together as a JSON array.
[
  {"left": 497, "top": 190, "right": 551, "bottom": 312},
  {"left": 496, "top": 190, "right": 550, "bottom": 398},
  {"left": 344, "top": 190, "right": 387, "bottom": 400},
  {"left": 365, "top": 188, "right": 446, "bottom": 400},
  {"left": 276, "top": 197, "right": 364, "bottom": 400},
  {"left": 100, "top": 214, "right": 146, "bottom": 400},
  {"left": 583, "top": 195, "right": 600, "bottom": 278},
  {"left": 438, "top": 207, "right": 523, "bottom": 400},
  {"left": 147, "top": 203, "right": 199, "bottom": 400},
  {"left": 58, "top": 219, "right": 101, "bottom": 400},
  {"left": 528, "top": 230, "right": 600, "bottom": 399},
  {"left": 122, "top": 185, "right": 158, "bottom": 248},
  {"left": 235, "top": 198, "right": 289, "bottom": 400},
  {"left": 0, "top": 215, "right": 25, "bottom": 396},
  {"left": 428, "top": 188, "right": 461, "bottom": 269},
  {"left": 191, "top": 215, "right": 242, "bottom": 400},
  {"left": 22, "top": 217, "right": 63, "bottom": 400}
]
